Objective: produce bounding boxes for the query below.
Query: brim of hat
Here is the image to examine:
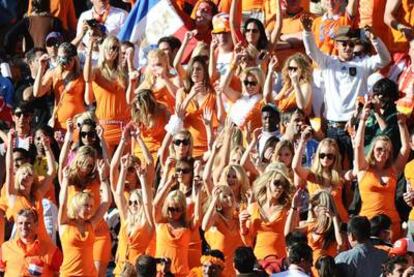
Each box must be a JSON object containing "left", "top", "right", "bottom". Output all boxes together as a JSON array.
[
  {"left": 212, "top": 28, "right": 230, "bottom": 34},
  {"left": 335, "top": 36, "right": 358, "bottom": 41}
]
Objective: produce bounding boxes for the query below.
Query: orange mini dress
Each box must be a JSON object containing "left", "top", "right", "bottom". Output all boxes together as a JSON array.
[
  {"left": 248, "top": 203, "right": 288, "bottom": 260},
  {"left": 187, "top": 202, "right": 202, "bottom": 269},
  {"left": 113, "top": 221, "right": 153, "bottom": 276},
  {"left": 155, "top": 223, "right": 192, "bottom": 277},
  {"left": 275, "top": 87, "right": 297, "bottom": 114},
  {"left": 67, "top": 180, "right": 112, "bottom": 264},
  {"left": 359, "top": 168, "right": 401, "bottom": 241},
  {"left": 152, "top": 86, "right": 176, "bottom": 114},
  {"left": 60, "top": 223, "right": 97, "bottom": 277}
]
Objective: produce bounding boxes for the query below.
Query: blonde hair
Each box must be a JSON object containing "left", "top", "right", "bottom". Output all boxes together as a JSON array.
[
  {"left": 281, "top": 53, "right": 312, "bottom": 88},
  {"left": 311, "top": 138, "right": 342, "bottom": 187},
  {"left": 241, "top": 67, "right": 264, "bottom": 92},
  {"left": 253, "top": 165, "right": 293, "bottom": 207},
  {"left": 131, "top": 89, "right": 158, "bottom": 128},
  {"left": 68, "top": 146, "right": 97, "bottom": 188},
  {"left": 169, "top": 130, "right": 194, "bottom": 158},
  {"left": 219, "top": 164, "right": 249, "bottom": 204},
  {"left": 191, "top": 42, "right": 209, "bottom": 59},
  {"left": 14, "top": 163, "right": 37, "bottom": 196},
  {"left": 162, "top": 190, "right": 188, "bottom": 226},
  {"left": 366, "top": 135, "right": 393, "bottom": 169},
  {"left": 98, "top": 36, "right": 126, "bottom": 87},
  {"left": 272, "top": 140, "right": 294, "bottom": 164},
  {"left": 140, "top": 49, "right": 170, "bottom": 89},
  {"left": 126, "top": 189, "right": 147, "bottom": 233},
  {"left": 67, "top": 191, "right": 93, "bottom": 219}
]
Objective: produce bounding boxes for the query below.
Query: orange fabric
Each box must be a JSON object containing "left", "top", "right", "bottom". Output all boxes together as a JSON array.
[
  {"left": 306, "top": 174, "right": 349, "bottom": 223},
  {"left": 60, "top": 223, "right": 97, "bottom": 277},
  {"left": 113, "top": 221, "right": 153, "bottom": 276},
  {"left": 0, "top": 186, "right": 8, "bottom": 212},
  {"left": 132, "top": 105, "right": 169, "bottom": 162},
  {"left": 187, "top": 203, "right": 202, "bottom": 269},
  {"left": 312, "top": 15, "right": 352, "bottom": 55},
  {"left": 240, "top": 98, "right": 264, "bottom": 131},
  {"left": 28, "top": 0, "right": 77, "bottom": 31},
  {"left": 388, "top": 0, "right": 414, "bottom": 53},
  {"left": 188, "top": 267, "right": 203, "bottom": 277},
  {"left": 405, "top": 160, "right": 414, "bottom": 220},
  {"left": 275, "top": 87, "right": 298, "bottom": 113},
  {"left": 67, "top": 182, "right": 111, "bottom": 263},
  {"left": 153, "top": 86, "right": 176, "bottom": 115},
  {"left": 155, "top": 223, "right": 192, "bottom": 277},
  {"left": 1, "top": 238, "right": 61, "bottom": 277},
  {"left": 248, "top": 203, "right": 288, "bottom": 260},
  {"left": 204, "top": 215, "right": 243, "bottom": 276},
  {"left": 92, "top": 79, "right": 131, "bottom": 150},
  {"left": 184, "top": 92, "right": 218, "bottom": 157},
  {"left": 242, "top": 0, "right": 263, "bottom": 11},
  {"left": 359, "top": 168, "right": 401, "bottom": 241},
  {"left": 398, "top": 63, "right": 414, "bottom": 96},
  {"left": 52, "top": 74, "right": 86, "bottom": 130},
  {"left": 33, "top": 157, "right": 57, "bottom": 205},
  {"left": 306, "top": 222, "right": 338, "bottom": 264}
]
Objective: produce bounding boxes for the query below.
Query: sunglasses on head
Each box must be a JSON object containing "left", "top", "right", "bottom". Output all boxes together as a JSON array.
[
  {"left": 319, "top": 153, "right": 335, "bottom": 160},
  {"left": 288, "top": 66, "right": 298, "bottom": 72},
  {"left": 167, "top": 207, "right": 181, "bottom": 213},
  {"left": 128, "top": 200, "right": 139, "bottom": 206},
  {"left": 176, "top": 167, "right": 192, "bottom": 174},
  {"left": 81, "top": 131, "right": 96, "bottom": 138},
  {"left": 173, "top": 139, "right": 190, "bottom": 146},
  {"left": 339, "top": 40, "right": 355, "bottom": 48},
  {"left": 243, "top": 80, "right": 257, "bottom": 87},
  {"left": 14, "top": 111, "right": 30, "bottom": 118},
  {"left": 245, "top": 28, "right": 259, "bottom": 34}
]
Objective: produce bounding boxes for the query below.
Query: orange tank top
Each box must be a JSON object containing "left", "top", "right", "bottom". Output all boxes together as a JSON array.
[
  {"left": 153, "top": 86, "right": 176, "bottom": 114},
  {"left": 276, "top": 87, "right": 297, "bottom": 113},
  {"left": 60, "top": 223, "right": 96, "bottom": 277}
]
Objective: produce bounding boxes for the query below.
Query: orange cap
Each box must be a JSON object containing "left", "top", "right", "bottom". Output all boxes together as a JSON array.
[
  {"left": 389, "top": 238, "right": 414, "bottom": 256},
  {"left": 211, "top": 12, "right": 230, "bottom": 34}
]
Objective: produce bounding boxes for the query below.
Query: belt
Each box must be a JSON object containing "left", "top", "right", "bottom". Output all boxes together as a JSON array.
[{"left": 327, "top": 120, "right": 347, "bottom": 129}]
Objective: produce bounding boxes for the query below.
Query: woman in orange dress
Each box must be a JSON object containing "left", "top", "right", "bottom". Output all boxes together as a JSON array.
[
  {"left": 112, "top": 155, "right": 154, "bottom": 276},
  {"left": 175, "top": 56, "right": 223, "bottom": 158},
  {"left": 130, "top": 49, "right": 180, "bottom": 114},
  {"left": 58, "top": 160, "right": 111, "bottom": 277},
  {"left": 159, "top": 130, "right": 194, "bottom": 168},
  {"left": 285, "top": 190, "right": 344, "bottom": 276},
  {"left": 60, "top": 146, "right": 112, "bottom": 276},
  {"left": 239, "top": 166, "right": 291, "bottom": 261},
  {"left": 293, "top": 127, "right": 349, "bottom": 223},
  {"left": 5, "top": 129, "right": 56, "bottom": 242},
  {"left": 84, "top": 35, "right": 131, "bottom": 155},
  {"left": 153, "top": 172, "right": 202, "bottom": 277},
  {"left": 354, "top": 104, "right": 410, "bottom": 241},
  {"left": 33, "top": 42, "right": 86, "bottom": 131},
  {"left": 202, "top": 185, "right": 244, "bottom": 276}
]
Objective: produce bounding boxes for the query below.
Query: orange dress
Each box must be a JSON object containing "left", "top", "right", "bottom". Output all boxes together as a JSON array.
[
  {"left": 113, "top": 221, "right": 153, "bottom": 276},
  {"left": 60, "top": 223, "right": 97, "bottom": 277},
  {"left": 306, "top": 173, "right": 349, "bottom": 223},
  {"left": 28, "top": 0, "right": 77, "bottom": 31},
  {"left": 153, "top": 86, "right": 176, "bottom": 114},
  {"left": 204, "top": 215, "right": 244, "bottom": 276},
  {"left": 52, "top": 74, "right": 86, "bottom": 130},
  {"left": 68, "top": 181, "right": 112, "bottom": 264},
  {"left": 275, "top": 87, "right": 297, "bottom": 114},
  {"left": 405, "top": 160, "right": 414, "bottom": 220},
  {"left": 92, "top": 77, "right": 131, "bottom": 151},
  {"left": 187, "top": 202, "right": 202, "bottom": 269},
  {"left": 359, "top": 168, "right": 401, "bottom": 241},
  {"left": 247, "top": 203, "right": 288, "bottom": 260},
  {"left": 184, "top": 93, "right": 218, "bottom": 158},
  {"left": 387, "top": 0, "right": 414, "bottom": 53},
  {"left": 155, "top": 223, "right": 192, "bottom": 277}
]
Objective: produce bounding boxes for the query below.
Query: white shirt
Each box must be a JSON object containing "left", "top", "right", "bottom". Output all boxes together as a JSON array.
[
  {"left": 271, "top": 265, "right": 310, "bottom": 277},
  {"left": 77, "top": 6, "right": 128, "bottom": 46},
  {"left": 303, "top": 31, "right": 391, "bottom": 122}
]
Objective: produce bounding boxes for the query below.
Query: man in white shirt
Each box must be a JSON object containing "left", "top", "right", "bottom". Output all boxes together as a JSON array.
[
  {"left": 271, "top": 242, "right": 313, "bottom": 277},
  {"left": 77, "top": 0, "right": 128, "bottom": 46},
  {"left": 301, "top": 15, "right": 391, "bottom": 167}
]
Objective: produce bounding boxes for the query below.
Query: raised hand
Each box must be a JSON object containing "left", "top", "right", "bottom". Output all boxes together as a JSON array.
[
  {"left": 300, "top": 126, "right": 313, "bottom": 142},
  {"left": 96, "top": 124, "right": 104, "bottom": 140},
  {"left": 202, "top": 108, "right": 213, "bottom": 126},
  {"left": 97, "top": 159, "right": 109, "bottom": 181},
  {"left": 300, "top": 14, "right": 313, "bottom": 32},
  {"left": 268, "top": 55, "right": 279, "bottom": 71},
  {"left": 38, "top": 54, "right": 50, "bottom": 70}
]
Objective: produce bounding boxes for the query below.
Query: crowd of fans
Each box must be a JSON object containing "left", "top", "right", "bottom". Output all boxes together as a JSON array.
[{"left": 1, "top": 0, "right": 414, "bottom": 276}]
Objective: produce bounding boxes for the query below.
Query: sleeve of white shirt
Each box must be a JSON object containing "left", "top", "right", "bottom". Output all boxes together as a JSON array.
[
  {"left": 76, "top": 12, "right": 87, "bottom": 38},
  {"left": 364, "top": 38, "right": 392, "bottom": 73},
  {"left": 303, "top": 31, "right": 330, "bottom": 69}
]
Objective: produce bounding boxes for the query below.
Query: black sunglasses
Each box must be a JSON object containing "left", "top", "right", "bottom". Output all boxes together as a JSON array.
[
  {"left": 319, "top": 153, "right": 335, "bottom": 160},
  {"left": 81, "top": 131, "right": 96, "bottom": 138},
  {"left": 339, "top": 40, "right": 355, "bottom": 48},
  {"left": 176, "top": 167, "right": 192, "bottom": 174},
  {"left": 243, "top": 80, "right": 257, "bottom": 87},
  {"left": 353, "top": 51, "right": 363, "bottom": 57},
  {"left": 245, "top": 28, "right": 259, "bottom": 33},
  {"left": 128, "top": 200, "right": 139, "bottom": 206},
  {"left": 167, "top": 207, "right": 181, "bottom": 213},
  {"left": 14, "top": 111, "right": 30, "bottom": 118},
  {"left": 46, "top": 39, "right": 60, "bottom": 47},
  {"left": 173, "top": 139, "right": 190, "bottom": 146},
  {"left": 288, "top": 66, "right": 298, "bottom": 72}
]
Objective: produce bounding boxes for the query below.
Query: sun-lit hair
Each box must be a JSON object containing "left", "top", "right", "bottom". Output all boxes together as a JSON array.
[
  {"left": 169, "top": 130, "right": 194, "bottom": 158},
  {"left": 68, "top": 146, "right": 97, "bottom": 187},
  {"left": 253, "top": 165, "right": 293, "bottom": 207},
  {"left": 17, "top": 208, "right": 39, "bottom": 223},
  {"left": 366, "top": 135, "right": 393, "bottom": 169},
  {"left": 131, "top": 89, "right": 158, "bottom": 128},
  {"left": 241, "top": 67, "right": 264, "bottom": 92},
  {"left": 191, "top": 42, "right": 209, "bottom": 59},
  {"left": 281, "top": 53, "right": 312, "bottom": 88},
  {"left": 230, "top": 145, "right": 245, "bottom": 164},
  {"left": 219, "top": 164, "right": 250, "bottom": 204},
  {"left": 140, "top": 49, "right": 170, "bottom": 89},
  {"left": 14, "top": 163, "right": 38, "bottom": 194},
  {"left": 162, "top": 190, "right": 188, "bottom": 226},
  {"left": 98, "top": 35, "right": 126, "bottom": 87},
  {"left": 184, "top": 55, "right": 212, "bottom": 93},
  {"left": 126, "top": 189, "right": 147, "bottom": 233},
  {"left": 272, "top": 140, "right": 294, "bottom": 165},
  {"left": 67, "top": 191, "right": 94, "bottom": 219},
  {"left": 311, "top": 138, "right": 342, "bottom": 187}
]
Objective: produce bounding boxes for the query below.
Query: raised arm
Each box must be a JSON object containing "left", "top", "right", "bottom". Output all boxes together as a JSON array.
[
  {"left": 263, "top": 56, "right": 278, "bottom": 104},
  {"left": 213, "top": 119, "right": 234, "bottom": 184},
  {"left": 219, "top": 50, "right": 242, "bottom": 102},
  {"left": 202, "top": 108, "right": 215, "bottom": 152},
  {"left": 58, "top": 167, "right": 70, "bottom": 227},
  {"left": 153, "top": 174, "right": 176, "bottom": 223},
  {"left": 90, "top": 160, "right": 112, "bottom": 228},
  {"left": 292, "top": 127, "right": 312, "bottom": 182},
  {"left": 84, "top": 37, "right": 96, "bottom": 105},
  {"left": 229, "top": 0, "right": 242, "bottom": 46},
  {"left": 110, "top": 124, "right": 132, "bottom": 192},
  {"left": 33, "top": 54, "right": 53, "bottom": 98},
  {"left": 291, "top": 75, "right": 312, "bottom": 115},
  {"left": 284, "top": 189, "right": 304, "bottom": 236},
  {"left": 126, "top": 71, "right": 140, "bottom": 105},
  {"left": 209, "top": 38, "right": 219, "bottom": 80},
  {"left": 201, "top": 187, "right": 220, "bottom": 231},
  {"left": 71, "top": 20, "right": 88, "bottom": 47},
  {"left": 133, "top": 126, "right": 155, "bottom": 184},
  {"left": 114, "top": 155, "right": 129, "bottom": 221},
  {"left": 393, "top": 114, "right": 410, "bottom": 174},
  {"left": 138, "top": 166, "right": 155, "bottom": 229},
  {"left": 384, "top": 0, "right": 414, "bottom": 39},
  {"left": 34, "top": 136, "right": 57, "bottom": 200},
  {"left": 364, "top": 27, "right": 392, "bottom": 70},
  {"left": 301, "top": 15, "right": 329, "bottom": 68},
  {"left": 191, "top": 174, "right": 203, "bottom": 229},
  {"left": 173, "top": 31, "right": 195, "bottom": 79},
  {"left": 354, "top": 104, "right": 370, "bottom": 172},
  {"left": 240, "top": 128, "right": 261, "bottom": 175},
  {"left": 58, "top": 119, "right": 74, "bottom": 184},
  {"left": 203, "top": 141, "right": 220, "bottom": 194},
  {"left": 269, "top": 0, "right": 282, "bottom": 51},
  {"left": 5, "top": 130, "right": 16, "bottom": 204}
]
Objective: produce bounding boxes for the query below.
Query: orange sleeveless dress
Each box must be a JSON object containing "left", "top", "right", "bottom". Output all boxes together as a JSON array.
[
  {"left": 240, "top": 99, "right": 263, "bottom": 132},
  {"left": 153, "top": 86, "right": 176, "bottom": 114},
  {"left": 248, "top": 203, "right": 288, "bottom": 260},
  {"left": 113, "top": 221, "right": 153, "bottom": 276},
  {"left": 359, "top": 168, "right": 401, "bottom": 241},
  {"left": 187, "top": 202, "right": 202, "bottom": 269},
  {"left": 275, "top": 87, "right": 297, "bottom": 114},
  {"left": 60, "top": 223, "right": 97, "bottom": 277},
  {"left": 184, "top": 93, "right": 218, "bottom": 158},
  {"left": 52, "top": 74, "right": 86, "bottom": 130},
  {"left": 92, "top": 78, "right": 131, "bottom": 152},
  {"left": 155, "top": 223, "right": 192, "bottom": 277},
  {"left": 67, "top": 180, "right": 112, "bottom": 264},
  {"left": 204, "top": 214, "right": 243, "bottom": 276}
]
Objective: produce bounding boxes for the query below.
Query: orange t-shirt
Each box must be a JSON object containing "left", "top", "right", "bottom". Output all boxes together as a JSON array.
[
  {"left": 52, "top": 75, "right": 86, "bottom": 130},
  {"left": 60, "top": 223, "right": 96, "bottom": 277},
  {"left": 28, "top": 0, "right": 77, "bottom": 32},
  {"left": 247, "top": 203, "right": 288, "bottom": 260},
  {"left": 405, "top": 160, "right": 414, "bottom": 220},
  {"left": 155, "top": 223, "right": 192, "bottom": 277},
  {"left": 113, "top": 221, "right": 153, "bottom": 276}
]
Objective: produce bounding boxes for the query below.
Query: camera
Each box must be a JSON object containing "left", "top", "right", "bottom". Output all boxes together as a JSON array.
[{"left": 86, "top": 19, "right": 99, "bottom": 28}]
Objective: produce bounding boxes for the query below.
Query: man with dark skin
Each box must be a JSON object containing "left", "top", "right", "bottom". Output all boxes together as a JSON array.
[{"left": 258, "top": 104, "right": 280, "bottom": 158}]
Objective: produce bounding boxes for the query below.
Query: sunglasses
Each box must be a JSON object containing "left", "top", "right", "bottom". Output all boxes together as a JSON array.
[
  {"left": 46, "top": 40, "right": 60, "bottom": 47},
  {"left": 173, "top": 139, "right": 190, "bottom": 146},
  {"left": 375, "top": 147, "right": 387, "bottom": 153},
  {"left": 167, "top": 207, "right": 181, "bottom": 213},
  {"left": 353, "top": 51, "right": 363, "bottom": 57},
  {"left": 176, "top": 167, "right": 192, "bottom": 174},
  {"left": 288, "top": 66, "right": 298, "bottom": 72},
  {"left": 243, "top": 80, "right": 257, "bottom": 87},
  {"left": 339, "top": 41, "right": 355, "bottom": 48},
  {"left": 272, "top": 180, "right": 285, "bottom": 188},
  {"left": 245, "top": 28, "right": 259, "bottom": 34},
  {"left": 57, "top": 56, "right": 72, "bottom": 66},
  {"left": 14, "top": 111, "right": 30, "bottom": 118},
  {"left": 81, "top": 131, "right": 96, "bottom": 138},
  {"left": 128, "top": 200, "right": 139, "bottom": 206},
  {"left": 319, "top": 153, "right": 335, "bottom": 160}
]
